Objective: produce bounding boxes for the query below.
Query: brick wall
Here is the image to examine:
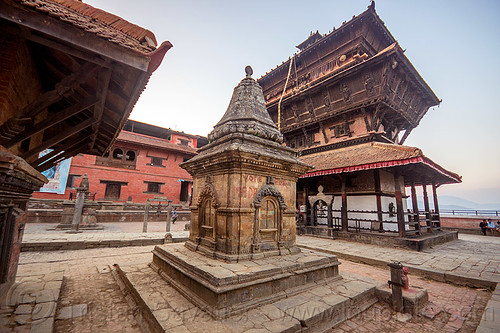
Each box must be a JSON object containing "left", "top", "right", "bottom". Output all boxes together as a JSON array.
[{"left": 32, "top": 137, "right": 195, "bottom": 203}]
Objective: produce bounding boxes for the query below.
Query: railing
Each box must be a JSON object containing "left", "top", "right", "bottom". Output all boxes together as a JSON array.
[{"left": 441, "top": 209, "right": 499, "bottom": 217}]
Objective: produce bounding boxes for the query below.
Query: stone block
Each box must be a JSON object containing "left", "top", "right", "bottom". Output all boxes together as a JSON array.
[
  {"left": 29, "top": 317, "right": 54, "bottom": 333},
  {"left": 32, "top": 301, "right": 56, "bottom": 320},
  {"left": 57, "top": 304, "right": 87, "bottom": 319}
]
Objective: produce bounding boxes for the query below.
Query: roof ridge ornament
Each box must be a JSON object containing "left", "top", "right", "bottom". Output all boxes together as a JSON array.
[{"left": 245, "top": 65, "right": 253, "bottom": 78}]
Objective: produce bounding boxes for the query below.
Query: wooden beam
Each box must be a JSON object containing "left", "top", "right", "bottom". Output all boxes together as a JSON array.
[
  {"left": 21, "top": 117, "right": 95, "bottom": 160},
  {"left": 32, "top": 135, "right": 88, "bottom": 167},
  {"left": 15, "top": 62, "right": 98, "bottom": 119},
  {"left": 341, "top": 175, "right": 348, "bottom": 232},
  {"left": 361, "top": 107, "right": 371, "bottom": 131},
  {"left": 3, "top": 98, "right": 97, "bottom": 148},
  {"left": 399, "top": 127, "right": 413, "bottom": 145},
  {"left": 89, "top": 68, "right": 112, "bottom": 149},
  {"left": 374, "top": 110, "right": 386, "bottom": 132},
  {"left": 36, "top": 141, "right": 88, "bottom": 172},
  {"left": 0, "top": 2, "right": 150, "bottom": 72}
]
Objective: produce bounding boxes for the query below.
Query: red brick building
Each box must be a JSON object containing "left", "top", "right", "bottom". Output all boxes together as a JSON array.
[{"left": 33, "top": 120, "right": 207, "bottom": 204}]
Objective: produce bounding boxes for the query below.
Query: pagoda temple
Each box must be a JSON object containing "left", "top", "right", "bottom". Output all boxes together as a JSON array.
[{"left": 257, "top": 2, "right": 461, "bottom": 247}]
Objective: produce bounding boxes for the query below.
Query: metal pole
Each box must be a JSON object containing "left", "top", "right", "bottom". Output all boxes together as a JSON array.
[{"left": 143, "top": 200, "right": 150, "bottom": 233}]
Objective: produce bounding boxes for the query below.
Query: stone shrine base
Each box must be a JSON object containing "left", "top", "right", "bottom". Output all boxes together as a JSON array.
[
  {"left": 114, "top": 261, "right": 377, "bottom": 333},
  {"left": 150, "top": 244, "right": 340, "bottom": 319}
]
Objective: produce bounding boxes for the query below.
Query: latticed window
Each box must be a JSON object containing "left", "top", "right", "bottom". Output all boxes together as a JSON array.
[{"left": 259, "top": 197, "right": 277, "bottom": 230}]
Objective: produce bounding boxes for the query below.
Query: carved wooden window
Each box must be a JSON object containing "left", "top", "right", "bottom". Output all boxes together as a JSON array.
[
  {"left": 113, "top": 148, "right": 123, "bottom": 159},
  {"left": 96, "top": 147, "right": 136, "bottom": 170},
  {"left": 331, "top": 124, "right": 351, "bottom": 138}
]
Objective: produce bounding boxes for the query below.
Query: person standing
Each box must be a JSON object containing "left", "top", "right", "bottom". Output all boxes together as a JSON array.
[{"left": 172, "top": 209, "right": 178, "bottom": 224}]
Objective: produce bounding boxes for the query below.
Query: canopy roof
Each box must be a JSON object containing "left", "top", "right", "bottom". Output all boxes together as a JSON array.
[
  {"left": 0, "top": 0, "right": 172, "bottom": 172},
  {"left": 300, "top": 141, "right": 461, "bottom": 186}
]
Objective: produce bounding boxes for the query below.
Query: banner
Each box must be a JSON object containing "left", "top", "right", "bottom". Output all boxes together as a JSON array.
[{"left": 38, "top": 149, "right": 72, "bottom": 194}]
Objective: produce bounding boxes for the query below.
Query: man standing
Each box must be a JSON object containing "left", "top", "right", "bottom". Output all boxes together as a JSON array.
[{"left": 172, "top": 209, "right": 178, "bottom": 224}]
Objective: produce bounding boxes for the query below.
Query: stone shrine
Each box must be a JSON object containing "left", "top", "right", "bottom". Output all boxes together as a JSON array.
[{"left": 150, "top": 67, "right": 342, "bottom": 319}]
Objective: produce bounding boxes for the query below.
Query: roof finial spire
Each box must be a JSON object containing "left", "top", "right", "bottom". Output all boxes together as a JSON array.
[{"left": 245, "top": 65, "right": 253, "bottom": 78}]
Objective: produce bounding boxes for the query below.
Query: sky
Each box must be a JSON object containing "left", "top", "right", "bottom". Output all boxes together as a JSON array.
[{"left": 87, "top": 0, "right": 500, "bottom": 204}]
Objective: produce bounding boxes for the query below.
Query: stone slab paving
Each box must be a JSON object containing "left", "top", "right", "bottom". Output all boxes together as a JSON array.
[
  {"left": 22, "top": 222, "right": 189, "bottom": 251},
  {"left": 297, "top": 234, "right": 500, "bottom": 288},
  {"left": 114, "top": 261, "right": 377, "bottom": 333},
  {"left": 0, "top": 269, "right": 63, "bottom": 333}
]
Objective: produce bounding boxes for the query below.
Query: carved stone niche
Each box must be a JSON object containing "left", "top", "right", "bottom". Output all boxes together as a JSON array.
[{"left": 308, "top": 185, "right": 334, "bottom": 227}]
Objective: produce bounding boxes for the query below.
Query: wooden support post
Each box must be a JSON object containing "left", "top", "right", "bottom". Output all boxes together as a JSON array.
[
  {"left": 422, "top": 183, "right": 431, "bottom": 231},
  {"left": 399, "top": 127, "right": 413, "bottom": 145},
  {"left": 394, "top": 173, "right": 406, "bottom": 237},
  {"left": 410, "top": 183, "right": 420, "bottom": 234},
  {"left": 432, "top": 183, "right": 441, "bottom": 230},
  {"left": 375, "top": 170, "right": 383, "bottom": 231},
  {"left": 341, "top": 175, "right": 348, "bottom": 231}
]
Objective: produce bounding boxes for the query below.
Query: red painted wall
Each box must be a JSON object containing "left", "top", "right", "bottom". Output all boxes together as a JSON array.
[{"left": 33, "top": 131, "right": 197, "bottom": 203}]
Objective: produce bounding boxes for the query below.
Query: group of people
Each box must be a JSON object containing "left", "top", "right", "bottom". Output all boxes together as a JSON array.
[{"left": 479, "top": 219, "right": 500, "bottom": 236}]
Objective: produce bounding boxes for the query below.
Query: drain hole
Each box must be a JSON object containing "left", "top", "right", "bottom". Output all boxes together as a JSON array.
[{"left": 299, "top": 320, "right": 307, "bottom": 327}]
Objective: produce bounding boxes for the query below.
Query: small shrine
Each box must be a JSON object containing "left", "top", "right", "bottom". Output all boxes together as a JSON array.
[{"left": 150, "top": 67, "right": 341, "bottom": 319}]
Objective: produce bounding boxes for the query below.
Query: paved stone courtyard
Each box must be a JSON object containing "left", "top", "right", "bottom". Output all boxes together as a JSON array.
[{"left": 0, "top": 223, "right": 498, "bottom": 332}]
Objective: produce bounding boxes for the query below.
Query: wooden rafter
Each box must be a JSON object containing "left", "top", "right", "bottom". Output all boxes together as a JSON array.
[
  {"left": 21, "top": 117, "right": 95, "bottom": 160},
  {"left": 2, "top": 98, "right": 98, "bottom": 148},
  {"left": 15, "top": 62, "right": 98, "bottom": 119},
  {"left": 399, "top": 127, "right": 413, "bottom": 145},
  {"left": 89, "top": 68, "right": 112, "bottom": 149},
  {"left": 32, "top": 134, "right": 88, "bottom": 167},
  {"left": 36, "top": 140, "right": 89, "bottom": 172}
]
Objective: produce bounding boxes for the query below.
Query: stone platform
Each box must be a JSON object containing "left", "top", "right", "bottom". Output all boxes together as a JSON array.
[
  {"left": 302, "top": 227, "right": 458, "bottom": 251},
  {"left": 151, "top": 244, "right": 340, "bottom": 319},
  {"left": 113, "top": 261, "right": 377, "bottom": 333}
]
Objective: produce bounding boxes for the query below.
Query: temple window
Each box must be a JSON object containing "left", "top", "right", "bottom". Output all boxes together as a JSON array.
[
  {"left": 201, "top": 198, "right": 214, "bottom": 227},
  {"left": 96, "top": 147, "right": 137, "bottom": 170},
  {"left": 148, "top": 156, "right": 165, "bottom": 167},
  {"left": 144, "top": 181, "right": 164, "bottom": 194},
  {"left": 113, "top": 148, "right": 123, "bottom": 159}
]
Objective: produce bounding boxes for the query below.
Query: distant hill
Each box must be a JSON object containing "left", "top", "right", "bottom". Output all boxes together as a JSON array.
[{"left": 409, "top": 195, "right": 500, "bottom": 211}]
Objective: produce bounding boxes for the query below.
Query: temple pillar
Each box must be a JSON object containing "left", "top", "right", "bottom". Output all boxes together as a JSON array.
[
  {"left": 341, "top": 175, "right": 348, "bottom": 231},
  {"left": 432, "top": 182, "right": 441, "bottom": 230},
  {"left": 394, "top": 172, "right": 405, "bottom": 237},
  {"left": 410, "top": 182, "right": 420, "bottom": 234},
  {"left": 422, "top": 183, "right": 431, "bottom": 231},
  {"left": 374, "top": 169, "right": 383, "bottom": 231}
]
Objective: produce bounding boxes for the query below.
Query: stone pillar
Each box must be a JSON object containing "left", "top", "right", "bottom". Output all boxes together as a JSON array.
[
  {"left": 388, "top": 261, "right": 404, "bottom": 312},
  {"left": 166, "top": 201, "right": 172, "bottom": 232},
  {"left": 143, "top": 200, "right": 150, "bottom": 233},
  {"left": 69, "top": 174, "right": 89, "bottom": 233}
]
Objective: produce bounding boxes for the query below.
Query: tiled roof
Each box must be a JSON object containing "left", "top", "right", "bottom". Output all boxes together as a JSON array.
[
  {"left": 300, "top": 142, "right": 461, "bottom": 184},
  {"left": 15, "top": 0, "right": 157, "bottom": 53},
  {"left": 118, "top": 131, "right": 197, "bottom": 155}
]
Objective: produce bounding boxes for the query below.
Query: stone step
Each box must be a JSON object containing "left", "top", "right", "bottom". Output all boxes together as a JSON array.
[{"left": 112, "top": 262, "right": 378, "bottom": 333}]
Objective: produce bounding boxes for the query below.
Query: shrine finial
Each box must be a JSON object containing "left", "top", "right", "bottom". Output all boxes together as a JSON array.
[{"left": 245, "top": 65, "right": 253, "bottom": 78}]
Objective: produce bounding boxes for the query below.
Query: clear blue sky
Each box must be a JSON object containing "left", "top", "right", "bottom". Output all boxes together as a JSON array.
[{"left": 88, "top": 0, "right": 500, "bottom": 204}]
